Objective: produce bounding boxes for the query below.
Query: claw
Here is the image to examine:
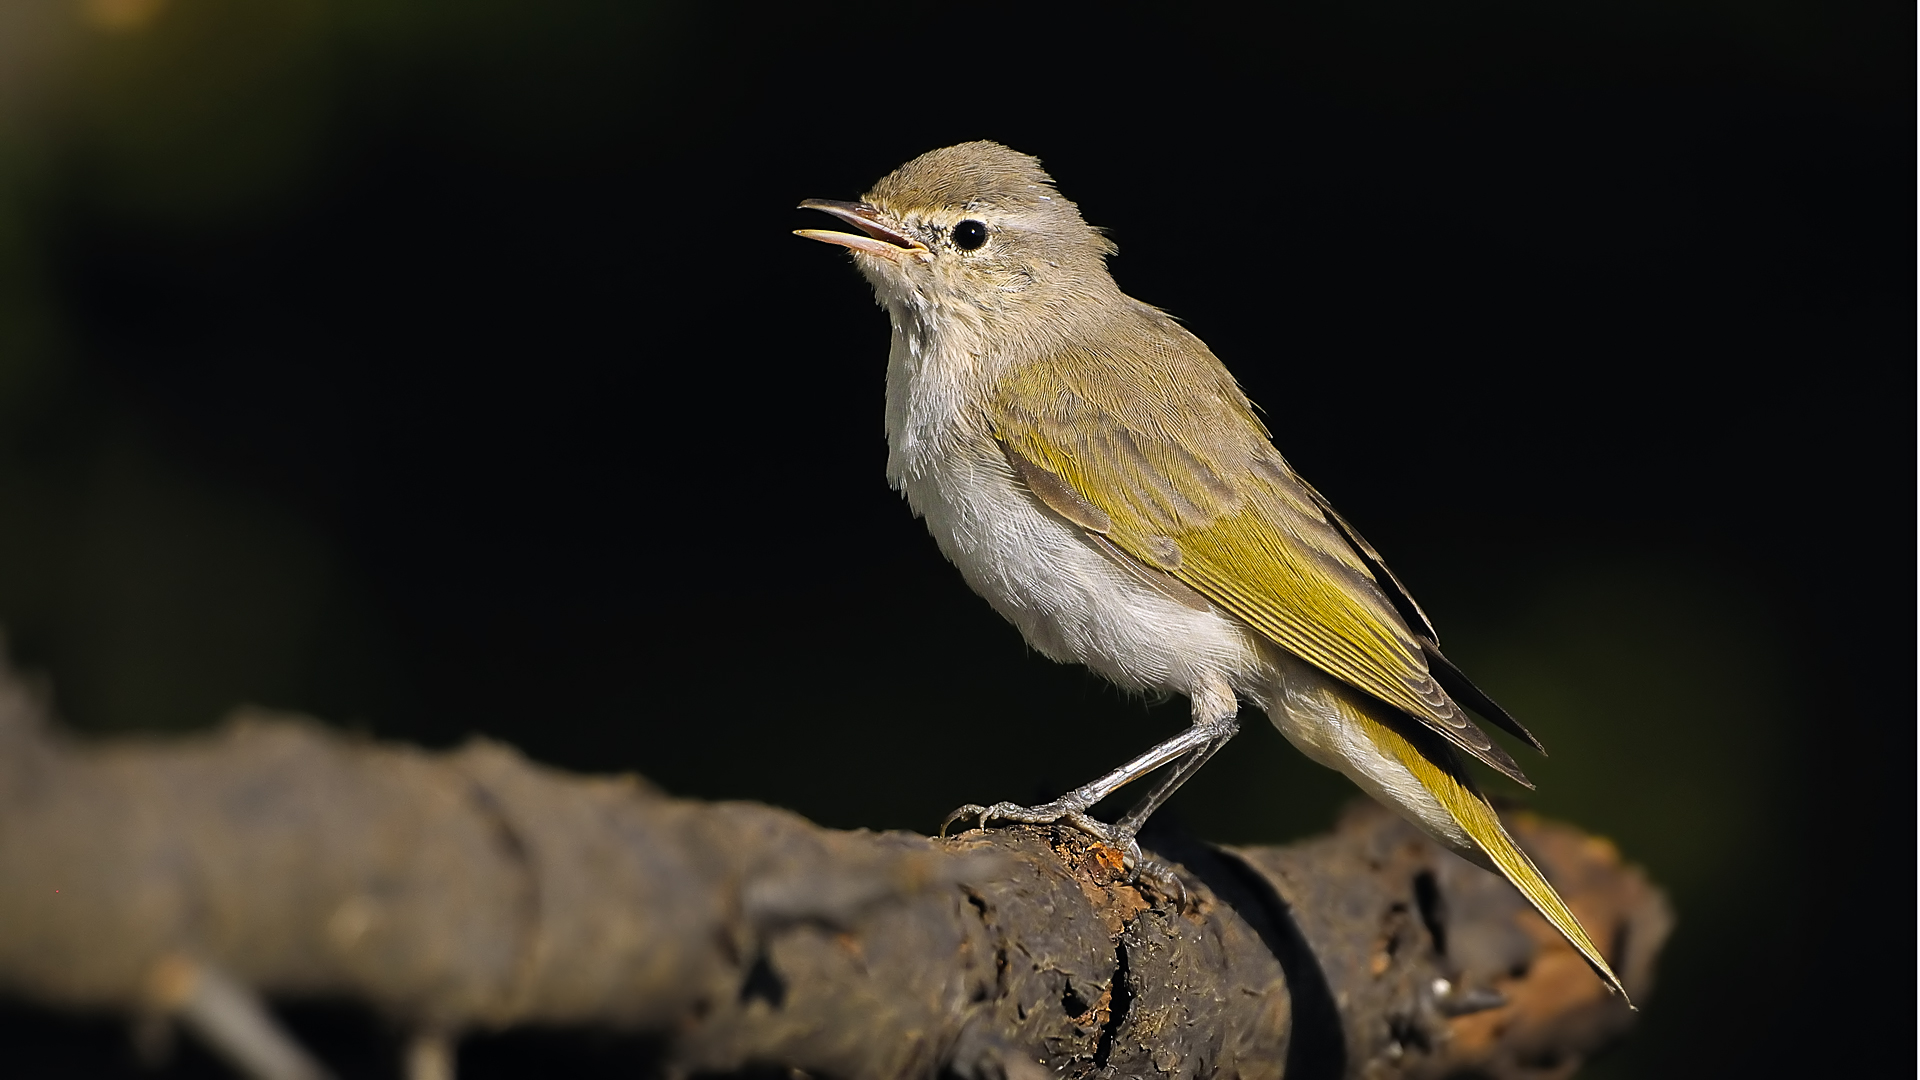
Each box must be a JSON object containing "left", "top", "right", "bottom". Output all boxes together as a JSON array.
[
  {"left": 1133, "top": 854, "right": 1191, "bottom": 909},
  {"left": 939, "top": 804, "right": 988, "bottom": 838},
  {"left": 1098, "top": 834, "right": 1190, "bottom": 907}
]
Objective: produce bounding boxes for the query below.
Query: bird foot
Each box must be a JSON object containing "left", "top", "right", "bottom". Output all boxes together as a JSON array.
[
  {"left": 940, "top": 798, "right": 1108, "bottom": 842},
  {"left": 939, "top": 800, "right": 1190, "bottom": 908}
]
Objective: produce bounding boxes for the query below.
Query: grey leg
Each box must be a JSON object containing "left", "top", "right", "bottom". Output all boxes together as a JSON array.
[
  {"left": 939, "top": 703, "right": 1242, "bottom": 850},
  {"left": 939, "top": 719, "right": 1222, "bottom": 841},
  {"left": 1110, "top": 712, "right": 1240, "bottom": 839}
]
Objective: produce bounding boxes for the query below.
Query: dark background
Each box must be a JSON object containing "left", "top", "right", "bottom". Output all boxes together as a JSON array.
[{"left": 0, "top": 0, "right": 1909, "bottom": 1076}]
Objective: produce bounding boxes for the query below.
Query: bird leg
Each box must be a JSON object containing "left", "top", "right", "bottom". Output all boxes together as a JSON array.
[
  {"left": 940, "top": 711, "right": 1241, "bottom": 879},
  {"left": 1110, "top": 712, "right": 1239, "bottom": 839}
]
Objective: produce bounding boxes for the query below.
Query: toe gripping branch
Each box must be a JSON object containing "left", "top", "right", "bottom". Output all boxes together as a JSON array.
[{"left": 938, "top": 714, "right": 1240, "bottom": 906}]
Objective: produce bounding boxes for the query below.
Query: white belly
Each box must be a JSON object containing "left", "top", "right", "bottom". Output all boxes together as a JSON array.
[{"left": 895, "top": 431, "right": 1265, "bottom": 704}]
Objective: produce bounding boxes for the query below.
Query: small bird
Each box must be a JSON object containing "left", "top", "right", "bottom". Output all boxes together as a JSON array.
[{"left": 796, "top": 141, "right": 1627, "bottom": 1000}]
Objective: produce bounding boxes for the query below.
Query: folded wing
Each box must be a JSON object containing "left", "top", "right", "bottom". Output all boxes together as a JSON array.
[{"left": 988, "top": 311, "right": 1534, "bottom": 785}]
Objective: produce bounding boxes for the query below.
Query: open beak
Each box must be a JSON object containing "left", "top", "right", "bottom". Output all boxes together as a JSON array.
[{"left": 795, "top": 199, "right": 929, "bottom": 261}]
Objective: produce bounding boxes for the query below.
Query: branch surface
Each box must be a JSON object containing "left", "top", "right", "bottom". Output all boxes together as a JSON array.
[{"left": 0, "top": 668, "right": 1669, "bottom": 1079}]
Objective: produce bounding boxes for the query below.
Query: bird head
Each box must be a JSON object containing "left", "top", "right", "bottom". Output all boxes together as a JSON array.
[{"left": 796, "top": 141, "right": 1119, "bottom": 330}]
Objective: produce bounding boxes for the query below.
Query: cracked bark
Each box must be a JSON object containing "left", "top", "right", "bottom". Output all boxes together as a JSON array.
[{"left": 0, "top": 660, "right": 1670, "bottom": 1079}]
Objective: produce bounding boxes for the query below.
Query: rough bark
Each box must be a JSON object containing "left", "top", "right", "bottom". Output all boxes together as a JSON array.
[{"left": 0, "top": 662, "right": 1669, "bottom": 1079}]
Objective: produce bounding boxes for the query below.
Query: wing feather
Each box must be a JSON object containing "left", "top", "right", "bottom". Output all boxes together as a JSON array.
[{"left": 988, "top": 309, "right": 1532, "bottom": 785}]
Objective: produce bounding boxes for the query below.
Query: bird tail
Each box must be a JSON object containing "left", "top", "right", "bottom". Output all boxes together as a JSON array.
[{"left": 1365, "top": 713, "right": 1633, "bottom": 1006}]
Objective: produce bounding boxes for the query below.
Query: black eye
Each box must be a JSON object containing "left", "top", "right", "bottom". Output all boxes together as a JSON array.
[{"left": 952, "top": 219, "right": 988, "bottom": 251}]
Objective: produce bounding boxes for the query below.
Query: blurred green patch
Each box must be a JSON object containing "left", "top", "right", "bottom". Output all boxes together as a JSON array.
[{"left": 1460, "top": 557, "right": 1787, "bottom": 905}]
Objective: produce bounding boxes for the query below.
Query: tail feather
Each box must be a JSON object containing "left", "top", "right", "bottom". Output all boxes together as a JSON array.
[{"left": 1366, "top": 714, "right": 1633, "bottom": 1005}]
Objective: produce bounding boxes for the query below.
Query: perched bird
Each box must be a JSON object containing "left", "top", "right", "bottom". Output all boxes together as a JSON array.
[{"left": 796, "top": 141, "right": 1627, "bottom": 1000}]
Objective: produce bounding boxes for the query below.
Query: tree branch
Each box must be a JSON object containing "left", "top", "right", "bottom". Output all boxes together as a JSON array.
[{"left": 0, "top": 660, "right": 1669, "bottom": 1079}]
